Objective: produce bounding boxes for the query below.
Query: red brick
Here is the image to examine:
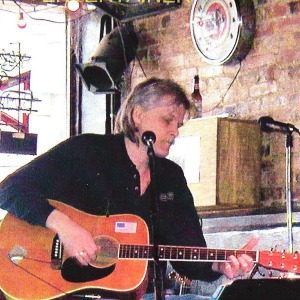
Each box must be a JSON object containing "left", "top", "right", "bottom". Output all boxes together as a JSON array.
[
  {"left": 279, "top": 49, "right": 300, "bottom": 63},
  {"left": 276, "top": 14, "right": 300, "bottom": 32},
  {"left": 266, "top": 3, "right": 290, "bottom": 18},
  {"left": 255, "top": 22, "right": 275, "bottom": 38}
]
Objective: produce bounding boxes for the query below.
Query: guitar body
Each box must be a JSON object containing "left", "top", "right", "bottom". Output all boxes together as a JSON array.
[{"left": 0, "top": 200, "right": 149, "bottom": 300}]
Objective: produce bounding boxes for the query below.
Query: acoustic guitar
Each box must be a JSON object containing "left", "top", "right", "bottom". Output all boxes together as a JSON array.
[{"left": 0, "top": 200, "right": 299, "bottom": 300}]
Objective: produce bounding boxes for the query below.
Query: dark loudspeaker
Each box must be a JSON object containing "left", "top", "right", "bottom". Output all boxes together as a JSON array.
[
  {"left": 76, "top": 24, "right": 138, "bottom": 94},
  {"left": 0, "top": 131, "right": 37, "bottom": 155},
  {"left": 215, "top": 279, "right": 300, "bottom": 300}
]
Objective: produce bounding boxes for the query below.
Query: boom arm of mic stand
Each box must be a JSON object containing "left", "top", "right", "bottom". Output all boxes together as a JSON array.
[{"left": 146, "top": 144, "right": 165, "bottom": 300}]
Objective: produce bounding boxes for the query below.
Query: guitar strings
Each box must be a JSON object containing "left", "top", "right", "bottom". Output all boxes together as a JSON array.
[{"left": 119, "top": 244, "right": 257, "bottom": 261}]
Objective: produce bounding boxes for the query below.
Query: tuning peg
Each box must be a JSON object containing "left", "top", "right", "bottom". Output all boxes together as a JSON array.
[
  {"left": 268, "top": 260, "right": 273, "bottom": 267},
  {"left": 293, "top": 251, "right": 299, "bottom": 259},
  {"left": 293, "top": 265, "right": 298, "bottom": 272}
]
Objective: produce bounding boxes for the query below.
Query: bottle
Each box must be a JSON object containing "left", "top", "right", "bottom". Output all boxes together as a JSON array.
[{"left": 191, "top": 75, "right": 202, "bottom": 118}]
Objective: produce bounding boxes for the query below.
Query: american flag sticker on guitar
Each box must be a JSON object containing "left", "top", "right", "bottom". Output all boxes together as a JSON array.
[{"left": 115, "top": 221, "right": 137, "bottom": 233}]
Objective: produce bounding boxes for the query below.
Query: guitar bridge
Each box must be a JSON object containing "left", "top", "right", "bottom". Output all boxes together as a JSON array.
[{"left": 51, "top": 234, "right": 63, "bottom": 270}]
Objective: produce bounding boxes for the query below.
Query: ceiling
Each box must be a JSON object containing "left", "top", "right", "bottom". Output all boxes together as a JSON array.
[
  {"left": 0, "top": 0, "right": 182, "bottom": 22},
  {"left": 0, "top": 1, "right": 63, "bottom": 14},
  {"left": 91, "top": 0, "right": 182, "bottom": 21}
]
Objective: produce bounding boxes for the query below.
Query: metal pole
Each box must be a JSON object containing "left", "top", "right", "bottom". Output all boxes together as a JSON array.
[{"left": 285, "top": 133, "right": 293, "bottom": 253}]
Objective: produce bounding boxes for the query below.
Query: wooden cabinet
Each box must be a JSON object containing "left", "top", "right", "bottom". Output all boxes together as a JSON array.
[{"left": 170, "top": 117, "right": 261, "bottom": 208}]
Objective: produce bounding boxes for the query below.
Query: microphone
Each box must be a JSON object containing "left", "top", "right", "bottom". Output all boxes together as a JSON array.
[
  {"left": 142, "top": 131, "right": 156, "bottom": 147},
  {"left": 258, "top": 116, "right": 300, "bottom": 134}
]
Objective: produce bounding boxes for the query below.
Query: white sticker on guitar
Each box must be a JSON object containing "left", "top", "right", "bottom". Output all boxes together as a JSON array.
[{"left": 115, "top": 222, "right": 137, "bottom": 233}]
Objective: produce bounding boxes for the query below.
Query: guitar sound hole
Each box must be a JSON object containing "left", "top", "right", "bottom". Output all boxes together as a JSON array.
[
  {"left": 90, "top": 235, "right": 119, "bottom": 268},
  {"left": 61, "top": 236, "right": 119, "bottom": 283}
]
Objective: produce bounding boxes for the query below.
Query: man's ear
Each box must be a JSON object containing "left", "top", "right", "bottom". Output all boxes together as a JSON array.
[{"left": 132, "top": 106, "right": 143, "bottom": 126}]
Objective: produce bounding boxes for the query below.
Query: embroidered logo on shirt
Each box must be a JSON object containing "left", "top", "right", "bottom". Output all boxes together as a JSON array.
[{"left": 159, "top": 192, "right": 174, "bottom": 202}]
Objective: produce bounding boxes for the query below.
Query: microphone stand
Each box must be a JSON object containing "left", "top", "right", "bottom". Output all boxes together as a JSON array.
[
  {"left": 146, "top": 142, "right": 165, "bottom": 300},
  {"left": 285, "top": 132, "right": 294, "bottom": 253}
]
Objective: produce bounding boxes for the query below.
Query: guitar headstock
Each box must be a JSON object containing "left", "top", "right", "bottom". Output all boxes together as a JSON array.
[
  {"left": 259, "top": 250, "right": 300, "bottom": 274},
  {"left": 168, "top": 271, "right": 192, "bottom": 286},
  {"left": 167, "top": 271, "right": 192, "bottom": 296}
]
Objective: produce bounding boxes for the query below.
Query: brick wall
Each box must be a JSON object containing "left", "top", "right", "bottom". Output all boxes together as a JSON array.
[{"left": 127, "top": 0, "right": 300, "bottom": 209}]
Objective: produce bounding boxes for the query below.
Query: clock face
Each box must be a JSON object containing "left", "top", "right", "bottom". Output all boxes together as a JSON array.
[{"left": 190, "top": 0, "right": 255, "bottom": 65}]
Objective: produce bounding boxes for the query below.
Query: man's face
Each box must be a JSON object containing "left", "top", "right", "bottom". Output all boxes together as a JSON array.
[{"left": 133, "top": 95, "right": 186, "bottom": 158}]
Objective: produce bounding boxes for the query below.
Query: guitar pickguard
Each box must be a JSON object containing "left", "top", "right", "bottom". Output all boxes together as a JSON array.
[{"left": 61, "top": 258, "right": 116, "bottom": 283}]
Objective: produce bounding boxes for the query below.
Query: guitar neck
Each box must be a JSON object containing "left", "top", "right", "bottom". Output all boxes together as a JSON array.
[{"left": 119, "top": 244, "right": 258, "bottom": 263}]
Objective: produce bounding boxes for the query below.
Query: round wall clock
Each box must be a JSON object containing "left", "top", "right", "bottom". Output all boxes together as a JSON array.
[{"left": 190, "top": 0, "right": 256, "bottom": 65}]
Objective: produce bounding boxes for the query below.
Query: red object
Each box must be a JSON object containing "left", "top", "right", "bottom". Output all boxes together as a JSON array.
[
  {"left": 0, "top": 71, "right": 31, "bottom": 133},
  {"left": 0, "top": 111, "right": 29, "bottom": 133},
  {"left": 17, "top": 12, "right": 26, "bottom": 29}
]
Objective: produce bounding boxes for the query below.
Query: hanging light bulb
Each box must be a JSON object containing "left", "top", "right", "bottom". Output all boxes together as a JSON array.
[
  {"left": 66, "top": 0, "right": 82, "bottom": 12},
  {"left": 17, "top": 12, "right": 26, "bottom": 29}
]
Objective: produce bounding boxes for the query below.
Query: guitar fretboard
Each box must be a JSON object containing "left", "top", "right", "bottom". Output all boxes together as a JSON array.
[{"left": 119, "top": 244, "right": 258, "bottom": 262}]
